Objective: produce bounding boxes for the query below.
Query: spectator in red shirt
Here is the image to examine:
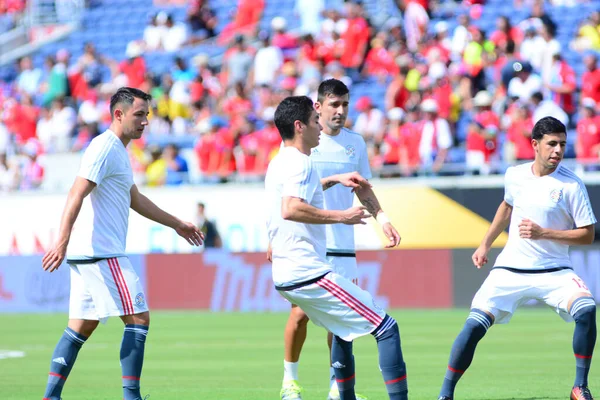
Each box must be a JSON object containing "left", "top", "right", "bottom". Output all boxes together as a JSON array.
[
  {"left": 575, "top": 98, "right": 600, "bottom": 165},
  {"left": 490, "top": 16, "right": 523, "bottom": 48},
  {"left": 363, "top": 34, "right": 396, "bottom": 81},
  {"left": 545, "top": 53, "right": 577, "bottom": 117},
  {"left": 466, "top": 91, "right": 500, "bottom": 174},
  {"left": 506, "top": 102, "right": 535, "bottom": 161},
  {"left": 385, "top": 64, "right": 411, "bottom": 111},
  {"left": 271, "top": 17, "right": 298, "bottom": 54},
  {"left": 12, "top": 93, "right": 39, "bottom": 144},
  {"left": 582, "top": 53, "right": 600, "bottom": 106},
  {"left": 340, "top": 2, "right": 370, "bottom": 69},
  {"left": 254, "top": 107, "right": 280, "bottom": 172},
  {"left": 218, "top": 0, "right": 264, "bottom": 45},
  {"left": 120, "top": 42, "right": 146, "bottom": 89}
]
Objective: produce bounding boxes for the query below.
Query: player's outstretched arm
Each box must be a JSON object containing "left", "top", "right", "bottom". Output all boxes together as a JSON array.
[
  {"left": 473, "top": 200, "right": 513, "bottom": 268},
  {"left": 130, "top": 185, "right": 204, "bottom": 246},
  {"left": 354, "top": 184, "right": 401, "bottom": 247},
  {"left": 42, "top": 177, "right": 96, "bottom": 272},
  {"left": 282, "top": 196, "right": 371, "bottom": 225},
  {"left": 320, "top": 172, "right": 371, "bottom": 191}
]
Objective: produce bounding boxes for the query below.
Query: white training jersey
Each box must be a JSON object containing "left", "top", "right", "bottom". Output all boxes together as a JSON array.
[
  {"left": 67, "top": 130, "right": 134, "bottom": 260},
  {"left": 311, "top": 128, "right": 371, "bottom": 252},
  {"left": 266, "top": 146, "right": 331, "bottom": 287},
  {"left": 494, "top": 162, "right": 597, "bottom": 270}
]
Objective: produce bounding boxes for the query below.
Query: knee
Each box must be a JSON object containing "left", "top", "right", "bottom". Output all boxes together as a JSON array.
[
  {"left": 122, "top": 311, "right": 150, "bottom": 327},
  {"left": 69, "top": 319, "right": 99, "bottom": 338},
  {"left": 573, "top": 300, "right": 596, "bottom": 324},
  {"left": 290, "top": 308, "right": 309, "bottom": 327}
]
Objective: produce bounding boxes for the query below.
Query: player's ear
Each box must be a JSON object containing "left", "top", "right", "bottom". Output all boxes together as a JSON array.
[
  {"left": 294, "top": 119, "right": 304, "bottom": 135},
  {"left": 314, "top": 102, "right": 322, "bottom": 113}
]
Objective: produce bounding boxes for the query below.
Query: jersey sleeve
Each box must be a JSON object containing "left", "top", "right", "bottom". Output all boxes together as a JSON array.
[
  {"left": 569, "top": 181, "right": 597, "bottom": 227},
  {"left": 503, "top": 167, "right": 514, "bottom": 206},
  {"left": 282, "top": 155, "right": 319, "bottom": 203},
  {"left": 357, "top": 137, "right": 372, "bottom": 179},
  {"left": 77, "top": 140, "right": 111, "bottom": 185}
]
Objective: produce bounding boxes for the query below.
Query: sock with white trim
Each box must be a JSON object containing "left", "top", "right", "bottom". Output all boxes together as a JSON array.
[
  {"left": 373, "top": 316, "right": 407, "bottom": 400},
  {"left": 439, "top": 309, "right": 492, "bottom": 399},
  {"left": 331, "top": 335, "right": 356, "bottom": 400},
  {"left": 121, "top": 324, "right": 149, "bottom": 400},
  {"left": 43, "top": 327, "right": 88, "bottom": 400},
  {"left": 572, "top": 297, "right": 596, "bottom": 387}
]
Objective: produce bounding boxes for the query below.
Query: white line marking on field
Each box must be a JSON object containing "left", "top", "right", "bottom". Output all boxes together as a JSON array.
[{"left": 0, "top": 350, "right": 26, "bottom": 360}]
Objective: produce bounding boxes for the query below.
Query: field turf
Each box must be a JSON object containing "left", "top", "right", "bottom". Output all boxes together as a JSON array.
[{"left": 0, "top": 309, "right": 597, "bottom": 399}]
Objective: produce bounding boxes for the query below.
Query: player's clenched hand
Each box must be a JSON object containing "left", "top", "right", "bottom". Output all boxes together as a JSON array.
[
  {"left": 340, "top": 206, "right": 371, "bottom": 225},
  {"left": 337, "top": 172, "right": 371, "bottom": 191},
  {"left": 42, "top": 243, "right": 67, "bottom": 273},
  {"left": 382, "top": 223, "right": 401, "bottom": 248},
  {"left": 175, "top": 221, "right": 204, "bottom": 246},
  {"left": 519, "top": 219, "right": 544, "bottom": 240},
  {"left": 472, "top": 246, "right": 489, "bottom": 269}
]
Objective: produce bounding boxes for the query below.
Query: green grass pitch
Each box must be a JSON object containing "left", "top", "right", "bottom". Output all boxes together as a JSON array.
[{"left": 0, "top": 309, "right": 597, "bottom": 399}]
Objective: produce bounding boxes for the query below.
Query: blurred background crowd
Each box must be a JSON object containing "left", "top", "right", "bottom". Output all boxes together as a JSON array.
[{"left": 1, "top": 0, "right": 600, "bottom": 191}]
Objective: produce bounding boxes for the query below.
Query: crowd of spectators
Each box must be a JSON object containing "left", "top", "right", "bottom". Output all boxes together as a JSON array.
[{"left": 1, "top": 0, "right": 600, "bottom": 192}]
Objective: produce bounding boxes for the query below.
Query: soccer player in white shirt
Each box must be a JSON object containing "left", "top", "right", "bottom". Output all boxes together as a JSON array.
[
  {"left": 437, "top": 117, "right": 597, "bottom": 400},
  {"left": 41, "top": 87, "right": 204, "bottom": 400},
  {"left": 268, "top": 95, "right": 408, "bottom": 400},
  {"left": 276, "top": 79, "right": 401, "bottom": 400}
]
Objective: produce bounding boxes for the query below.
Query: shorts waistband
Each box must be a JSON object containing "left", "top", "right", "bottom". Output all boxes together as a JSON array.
[
  {"left": 67, "top": 257, "right": 110, "bottom": 265},
  {"left": 326, "top": 251, "right": 356, "bottom": 258},
  {"left": 494, "top": 266, "right": 573, "bottom": 274},
  {"left": 275, "top": 273, "right": 329, "bottom": 291}
]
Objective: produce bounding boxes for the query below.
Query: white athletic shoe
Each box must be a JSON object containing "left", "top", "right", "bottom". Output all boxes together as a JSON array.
[{"left": 281, "top": 380, "right": 303, "bottom": 400}]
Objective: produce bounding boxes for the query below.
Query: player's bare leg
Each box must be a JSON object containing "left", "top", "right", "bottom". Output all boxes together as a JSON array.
[
  {"left": 120, "top": 311, "right": 150, "bottom": 400},
  {"left": 281, "top": 305, "right": 309, "bottom": 399},
  {"left": 568, "top": 293, "right": 596, "bottom": 400},
  {"left": 43, "top": 319, "right": 98, "bottom": 400}
]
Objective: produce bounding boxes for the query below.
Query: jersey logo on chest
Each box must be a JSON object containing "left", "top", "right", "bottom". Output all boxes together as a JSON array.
[
  {"left": 345, "top": 145, "right": 356, "bottom": 159},
  {"left": 549, "top": 188, "right": 563, "bottom": 203}
]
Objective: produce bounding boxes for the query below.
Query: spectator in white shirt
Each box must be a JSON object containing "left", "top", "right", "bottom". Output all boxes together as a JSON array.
[
  {"left": 353, "top": 96, "right": 384, "bottom": 143},
  {"left": 294, "top": 0, "right": 324, "bottom": 36},
  {"left": 508, "top": 61, "right": 543, "bottom": 102},
  {"left": 16, "top": 56, "right": 42, "bottom": 96},
  {"left": 253, "top": 32, "right": 283, "bottom": 87},
  {"left": 539, "top": 22, "right": 561, "bottom": 84},
  {"left": 451, "top": 14, "right": 471, "bottom": 59},
  {"left": 530, "top": 91, "right": 569, "bottom": 126},
  {"left": 49, "top": 97, "right": 77, "bottom": 153},
  {"left": 144, "top": 13, "right": 167, "bottom": 51},
  {"left": 419, "top": 99, "right": 452, "bottom": 173},
  {"left": 162, "top": 14, "right": 188, "bottom": 52}
]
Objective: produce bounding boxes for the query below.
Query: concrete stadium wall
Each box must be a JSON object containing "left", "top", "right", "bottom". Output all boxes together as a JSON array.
[{"left": 1, "top": 247, "right": 598, "bottom": 313}]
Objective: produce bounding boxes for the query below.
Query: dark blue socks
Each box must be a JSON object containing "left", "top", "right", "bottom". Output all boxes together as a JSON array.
[
  {"left": 331, "top": 335, "right": 356, "bottom": 400},
  {"left": 373, "top": 316, "right": 408, "bottom": 400},
  {"left": 43, "top": 327, "right": 88, "bottom": 400},
  {"left": 121, "top": 324, "right": 149, "bottom": 400},
  {"left": 571, "top": 297, "right": 596, "bottom": 387},
  {"left": 440, "top": 309, "right": 493, "bottom": 399}
]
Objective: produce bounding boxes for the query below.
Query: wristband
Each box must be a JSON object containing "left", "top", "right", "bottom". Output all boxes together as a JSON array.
[{"left": 376, "top": 212, "right": 391, "bottom": 225}]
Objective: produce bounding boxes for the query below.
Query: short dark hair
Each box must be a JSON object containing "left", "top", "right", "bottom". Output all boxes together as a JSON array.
[
  {"left": 274, "top": 96, "right": 314, "bottom": 141},
  {"left": 532, "top": 116, "right": 566, "bottom": 140},
  {"left": 110, "top": 87, "right": 152, "bottom": 117},
  {"left": 317, "top": 79, "right": 349, "bottom": 103}
]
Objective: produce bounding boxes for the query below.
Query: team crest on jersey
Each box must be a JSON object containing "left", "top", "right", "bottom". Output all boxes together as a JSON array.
[
  {"left": 345, "top": 145, "right": 356, "bottom": 158},
  {"left": 135, "top": 292, "right": 145, "bottom": 307},
  {"left": 550, "top": 188, "right": 563, "bottom": 203}
]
